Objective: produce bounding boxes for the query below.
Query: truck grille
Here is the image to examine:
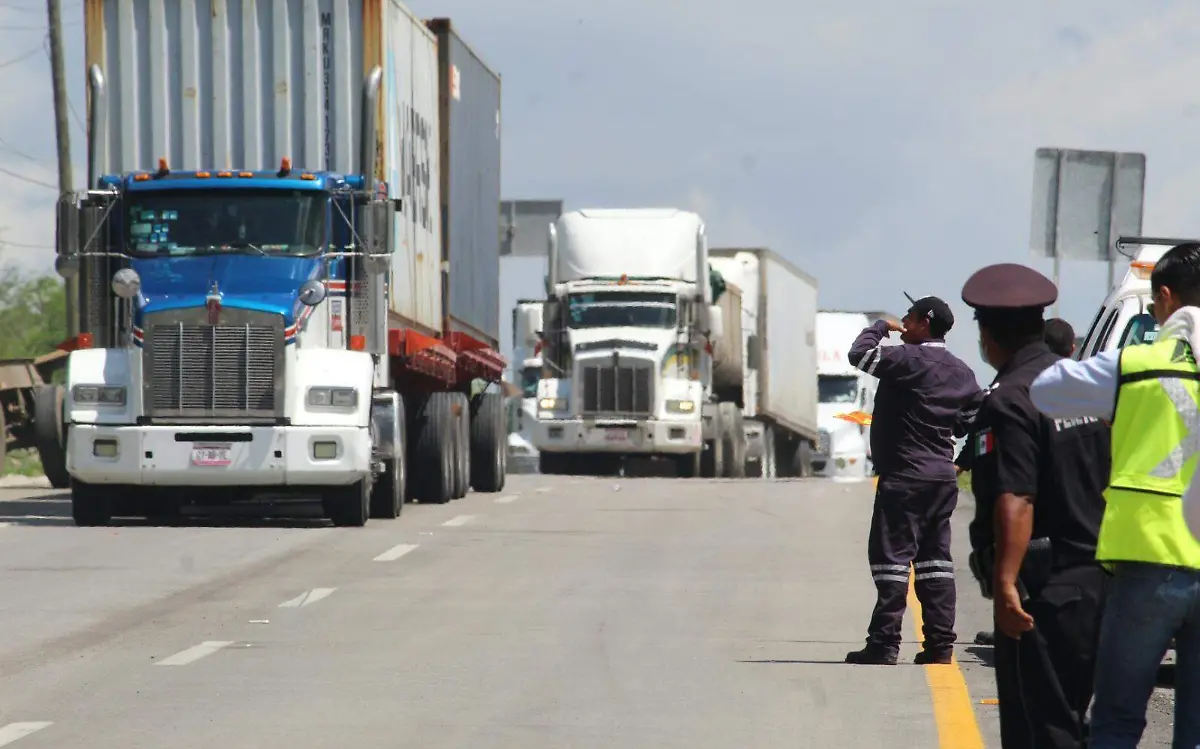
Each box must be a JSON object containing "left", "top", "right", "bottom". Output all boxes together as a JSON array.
[
  {"left": 580, "top": 360, "right": 653, "bottom": 417},
  {"left": 143, "top": 310, "right": 284, "bottom": 422}
]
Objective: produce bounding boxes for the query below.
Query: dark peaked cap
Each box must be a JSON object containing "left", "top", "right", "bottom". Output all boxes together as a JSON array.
[{"left": 961, "top": 263, "right": 1058, "bottom": 311}]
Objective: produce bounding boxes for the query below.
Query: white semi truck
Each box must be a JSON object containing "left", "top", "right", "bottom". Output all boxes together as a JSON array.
[
  {"left": 532, "top": 208, "right": 747, "bottom": 477},
  {"left": 708, "top": 248, "right": 822, "bottom": 478},
  {"left": 507, "top": 300, "right": 544, "bottom": 473},
  {"left": 811, "top": 310, "right": 880, "bottom": 479}
]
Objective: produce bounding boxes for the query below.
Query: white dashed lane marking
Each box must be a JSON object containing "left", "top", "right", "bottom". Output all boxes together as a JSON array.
[
  {"left": 278, "top": 588, "right": 336, "bottom": 608},
  {"left": 0, "top": 722, "right": 52, "bottom": 746},
  {"left": 442, "top": 515, "right": 475, "bottom": 527},
  {"left": 156, "top": 641, "right": 235, "bottom": 666},
  {"left": 373, "top": 543, "right": 418, "bottom": 562},
  {"left": 494, "top": 494, "right": 518, "bottom": 504}
]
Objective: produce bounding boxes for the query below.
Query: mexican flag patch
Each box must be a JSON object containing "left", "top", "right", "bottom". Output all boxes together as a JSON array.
[{"left": 976, "top": 428, "right": 994, "bottom": 457}]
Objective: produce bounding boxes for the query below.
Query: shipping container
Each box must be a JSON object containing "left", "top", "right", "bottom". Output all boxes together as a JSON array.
[
  {"left": 83, "top": 0, "right": 443, "bottom": 335},
  {"left": 427, "top": 18, "right": 502, "bottom": 348},
  {"left": 709, "top": 248, "right": 819, "bottom": 442}
]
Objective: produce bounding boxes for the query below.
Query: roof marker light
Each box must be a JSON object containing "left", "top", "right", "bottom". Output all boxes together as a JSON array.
[
  {"left": 1130, "top": 260, "right": 1155, "bottom": 281},
  {"left": 217, "top": 171, "right": 233, "bottom": 178},
  {"left": 279, "top": 157, "right": 292, "bottom": 176},
  {"left": 156, "top": 158, "right": 169, "bottom": 177},
  {"left": 238, "top": 171, "right": 253, "bottom": 178}
]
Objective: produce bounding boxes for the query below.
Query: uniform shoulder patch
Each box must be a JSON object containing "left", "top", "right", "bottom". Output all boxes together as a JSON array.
[{"left": 976, "top": 427, "right": 995, "bottom": 457}]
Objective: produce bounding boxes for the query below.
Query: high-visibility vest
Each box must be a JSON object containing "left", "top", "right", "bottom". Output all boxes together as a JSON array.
[{"left": 1099, "top": 336, "right": 1200, "bottom": 568}]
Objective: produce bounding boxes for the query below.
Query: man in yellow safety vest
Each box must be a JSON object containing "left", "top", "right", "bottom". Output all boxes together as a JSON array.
[{"left": 1029, "top": 241, "right": 1200, "bottom": 749}]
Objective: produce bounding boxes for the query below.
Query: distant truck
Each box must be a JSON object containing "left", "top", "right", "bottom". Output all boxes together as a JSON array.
[
  {"left": 507, "top": 300, "right": 544, "bottom": 473},
  {"left": 54, "top": 3, "right": 508, "bottom": 525},
  {"left": 810, "top": 310, "right": 892, "bottom": 479},
  {"left": 534, "top": 208, "right": 745, "bottom": 477},
  {"left": 708, "top": 249, "right": 822, "bottom": 478}
]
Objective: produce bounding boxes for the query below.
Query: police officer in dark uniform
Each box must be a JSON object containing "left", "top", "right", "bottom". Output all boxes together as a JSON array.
[
  {"left": 844, "top": 294, "right": 981, "bottom": 666},
  {"left": 961, "top": 263, "right": 1111, "bottom": 749}
]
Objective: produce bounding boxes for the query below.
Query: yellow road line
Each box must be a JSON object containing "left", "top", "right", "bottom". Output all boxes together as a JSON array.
[{"left": 908, "top": 567, "right": 987, "bottom": 747}]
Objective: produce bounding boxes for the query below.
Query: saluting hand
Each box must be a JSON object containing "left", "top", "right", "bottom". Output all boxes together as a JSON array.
[{"left": 995, "top": 582, "right": 1034, "bottom": 639}]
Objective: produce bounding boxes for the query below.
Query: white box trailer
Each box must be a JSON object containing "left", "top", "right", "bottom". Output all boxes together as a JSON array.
[{"left": 709, "top": 248, "right": 819, "bottom": 477}]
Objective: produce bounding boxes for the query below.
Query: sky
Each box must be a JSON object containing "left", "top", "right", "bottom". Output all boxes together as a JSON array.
[{"left": 1, "top": 0, "right": 1198, "bottom": 383}]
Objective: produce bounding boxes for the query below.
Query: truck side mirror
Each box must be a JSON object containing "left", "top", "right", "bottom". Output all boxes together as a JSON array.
[
  {"left": 518, "top": 306, "right": 542, "bottom": 348},
  {"left": 746, "top": 334, "right": 761, "bottom": 369},
  {"left": 361, "top": 199, "right": 393, "bottom": 275}
]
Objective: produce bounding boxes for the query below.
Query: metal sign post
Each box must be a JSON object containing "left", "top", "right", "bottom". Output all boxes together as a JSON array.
[{"left": 1029, "top": 148, "right": 1146, "bottom": 317}]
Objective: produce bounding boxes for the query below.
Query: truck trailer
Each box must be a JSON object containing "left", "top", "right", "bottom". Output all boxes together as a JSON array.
[
  {"left": 533, "top": 208, "right": 746, "bottom": 477},
  {"left": 54, "top": 2, "right": 507, "bottom": 526},
  {"left": 707, "top": 248, "right": 821, "bottom": 478}
]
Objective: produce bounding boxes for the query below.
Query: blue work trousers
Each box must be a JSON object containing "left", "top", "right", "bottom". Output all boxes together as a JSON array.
[{"left": 1090, "top": 562, "right": 1200, "bottom": 749}]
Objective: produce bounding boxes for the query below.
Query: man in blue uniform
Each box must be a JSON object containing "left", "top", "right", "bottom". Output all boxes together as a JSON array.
[
  {"left": 962, "top": 263, "right": 1110, "bottom": 748},
  {"left": 844, "top": 294, "right": 982, "bottom": 665}
]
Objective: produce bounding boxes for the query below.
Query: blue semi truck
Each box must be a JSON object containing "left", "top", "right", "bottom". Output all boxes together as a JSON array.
[{"left": 54, "top": 3, "right": 506, "bottom": 525}]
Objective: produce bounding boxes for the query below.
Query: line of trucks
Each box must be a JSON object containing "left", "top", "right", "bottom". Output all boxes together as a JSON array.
[
  {"left": 505, "top": 208, "right": 892, "bottom": 481},
  {"left": 23, "top": 0, "right": 890, "bottom": 522}
]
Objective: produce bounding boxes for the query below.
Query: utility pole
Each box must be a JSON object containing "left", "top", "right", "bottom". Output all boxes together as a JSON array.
[{"left": 47, "top": 0, "right": 77, "bottom": 337}]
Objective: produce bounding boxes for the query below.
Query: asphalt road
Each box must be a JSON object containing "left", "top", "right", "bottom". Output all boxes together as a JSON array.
[{"left": 0, "top": 475, "right": 1175, "bottom": 747}]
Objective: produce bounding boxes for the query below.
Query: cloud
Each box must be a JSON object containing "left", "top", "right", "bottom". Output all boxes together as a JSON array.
[{"left": 0, "top": 0, "right": 1196, "bottom": 381}]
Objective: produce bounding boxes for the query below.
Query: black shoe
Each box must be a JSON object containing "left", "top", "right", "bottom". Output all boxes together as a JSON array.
[
  {"left": 914, "top": 648, "right": 954, "bottom": 665},
  {"left": 974, "top": 630, "right": 994, "bottom": 646},
  {"left": 844, "top": 644, "right": 899, "bottom": 665}
]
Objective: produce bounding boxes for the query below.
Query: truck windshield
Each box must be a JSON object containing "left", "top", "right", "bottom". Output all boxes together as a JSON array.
[
  {"left": 819, "top": 374, "right": 859, "bottom": 404},
  {"left": 520, "top": 366, "right": 540, "bottom": 398},
  {"left": 566, "top": 291, "right": 676, "bottom": 328},
  {"left": 125, "top": 189, "right": 325, "bottom": 257}
]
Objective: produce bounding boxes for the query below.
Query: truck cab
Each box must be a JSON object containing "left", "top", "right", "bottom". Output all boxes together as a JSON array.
[
  {"left": 813, "top": 311, "right": 878, "bottom": 480},
  {"left": 534, "top": 209, "right": 735, "bottom": 477}
]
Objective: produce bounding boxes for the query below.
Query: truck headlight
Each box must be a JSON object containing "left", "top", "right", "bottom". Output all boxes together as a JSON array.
[
  {"left": 666, "top": 399, "right": 695, "bottom": 413},
  {"left": 307, "top": 387, "right": 359, "bottom": 408},
  {"left": 72, "top": 384, "right": 126, "bottom": 407},
  {"left": 538, "top": 397, "right": 567, "bottom": 411}
]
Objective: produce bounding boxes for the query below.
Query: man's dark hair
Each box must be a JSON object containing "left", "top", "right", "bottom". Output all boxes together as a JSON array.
[
  {"left": 975, "top": 308, "right": 1045, "bottom": 352},
  {"left": 1151, "top": 242, "right": 1200, "bottom": 307},
  {"left": 1044, "top": 318, "right": 1075, "bottom": 357}
]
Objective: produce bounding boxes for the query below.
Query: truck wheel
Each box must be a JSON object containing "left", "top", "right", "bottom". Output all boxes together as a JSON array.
[
  {"left": 469, "top": 392, "right": 506, "bottom": 492},
  {"left": 797, "top": 440, "right": 814, "bottom": 478},
  {"left": 326, "top": 478, "right": 370, "bottom": 527},
  {"left": 676, "top": 451, "right": 701, "bottom": 478},
  {"left": 450, "top": 392, "right": 470, "bottom": 499},
  {"left": 410, "top": 392, "right": 454, "bottom": 504},
  {"left": 370, "top": 396, "right": 406, "bottom": 520},
  {"left": 33, "top": 385, "right": 70, "bottom": 489},
  {"left": 71, "top": 479, "right": 112, "bottom": 526},
  {"left": 701, "top": 408, "right": 723, "bottom": 478}
]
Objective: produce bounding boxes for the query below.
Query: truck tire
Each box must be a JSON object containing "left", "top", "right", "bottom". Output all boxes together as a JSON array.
[
  {"left": 718, "top": 403, "right": 746, "bottom": 479},
  {"left": 409, "top": 392, "right": 454, "bottom": 504},
  {"left": 701, "top": 408, "right": 724, "bottom": 478},
  {"left": 675, "top": 450, "right": 702, "bottom": 478},
  {"left": 469, "top": 392, "right": 506, "bottom": 492},
  {"left": 369, "top": 396, "right": 406, "bottom": 520},
  {"left": 33, "top": 385, "right": 70, "bottom": 488},
  {"left": 71, "top": 479, "right": 112, "bottom": 526},
  {"left": 450, "top": 392, "right": 470, "bottom": 499},
  {"left": 797, "top": 440, "right": 814, "bottom": 478},
  {"left": 325, "top": 478, "right": 370, "bottom": 527}
]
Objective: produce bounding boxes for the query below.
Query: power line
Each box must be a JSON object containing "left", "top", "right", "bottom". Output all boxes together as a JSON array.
[{"left": 0, "top": 163, "right": 57, "bottom": 190}]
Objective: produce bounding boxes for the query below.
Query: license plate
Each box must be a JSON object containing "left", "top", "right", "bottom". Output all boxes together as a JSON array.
[
  {"left": 191, "top": 443, "right": 232, "bottom": 467},
  {"left": 604, "top": 430, "right": 631, "bottom": 442}
]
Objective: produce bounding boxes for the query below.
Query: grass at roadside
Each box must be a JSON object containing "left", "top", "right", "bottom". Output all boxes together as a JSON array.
[{"left": 3, "top": 448, "right": 44, "bottom": 477}]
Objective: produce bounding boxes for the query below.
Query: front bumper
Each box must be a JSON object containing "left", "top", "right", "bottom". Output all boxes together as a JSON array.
[
  {"left": 66, "top": 423, "right": 371, "bottom": 486},
  {"left": 812, "top": 451, "right": 873, "bottom": 479},
  {"left": 534, "top": 418, "right": 702, "bottom": 454}
]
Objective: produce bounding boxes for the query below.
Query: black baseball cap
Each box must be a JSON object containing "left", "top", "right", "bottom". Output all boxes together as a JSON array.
[{"left": 903, "top": 292, "right": 955, "bottom": 335}]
